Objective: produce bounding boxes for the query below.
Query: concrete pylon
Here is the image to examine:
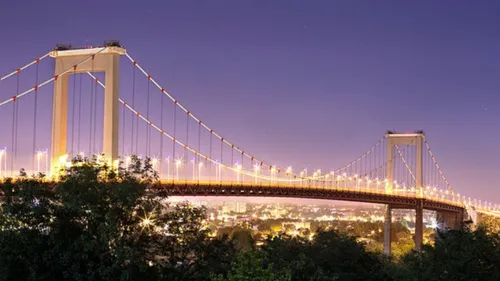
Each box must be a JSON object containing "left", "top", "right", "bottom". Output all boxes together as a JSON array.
[
  {"left": 49, "top": 46, "right": 126, "bottom": 176},
  {"left": 383, "top": 205, "right": 392, "bottom": 255},
  {"left": 436, "top": 210, "right": 464, "bottom": 230},
  {"left": 384, "top": 132, "right": 425, "bottom": 254}
]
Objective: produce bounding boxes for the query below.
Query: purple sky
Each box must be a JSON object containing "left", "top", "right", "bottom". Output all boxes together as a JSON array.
[{"left": 0, "top": 0, "right": 499, "bottom": 202}]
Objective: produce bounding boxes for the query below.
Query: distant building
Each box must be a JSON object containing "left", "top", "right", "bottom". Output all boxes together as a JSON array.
[{"left": 222, "top": 202, "right": 247, "bottom": 214}]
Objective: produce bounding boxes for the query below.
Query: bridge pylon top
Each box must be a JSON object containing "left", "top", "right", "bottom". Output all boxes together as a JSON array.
[
  {"left": 385, "top": 130, "right": 425, "bottom": 139},
  {"left": 50, "top": 47, "right": 126, "bottom": 58}
]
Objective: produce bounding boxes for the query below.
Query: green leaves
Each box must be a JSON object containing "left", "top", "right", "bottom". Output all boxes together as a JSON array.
[
  {"left": 0, "top": 156, "right": 232, "bottom": 281},
  {"left": 396, "top": 227, "right": 500, "bottom": 281},
  {"left": 259, "top": 231, "right": 391, "bottom": 281},
  {"left": 212, "top": 251, "right": 291, "bottom": 281}
]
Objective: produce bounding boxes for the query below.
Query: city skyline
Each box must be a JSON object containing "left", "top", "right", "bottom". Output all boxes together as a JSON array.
[{"left": 0, "top": 0, "right": 499, "bottom": 202}]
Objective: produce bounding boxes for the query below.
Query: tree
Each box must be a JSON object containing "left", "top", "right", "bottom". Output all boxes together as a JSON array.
[
  {"left": 0, "top": 156, "right": 236, "bottom": 281},
  {"left": 260, "top": 235, "right": 318, "bottom": 281},
  {"left": 309, "top": 231, "right": 392, "bottom": 281},
  {"left": 399, "top": 227, "right": 500, "bottom": 281},
  {"left": 478, "top": 214, "right": 500, "bottom": 233},
  {"left": 0, "top": 156, "right": 159, "bottom": 280},
  {"left": 260, "top": 231, "right": 393, "bottom": 281},
  {"left": 212, "top": 251, "right": 291, "bottom": 281},
  {"left": 231, "top": 229, "right": 254, "bottom": 252}
]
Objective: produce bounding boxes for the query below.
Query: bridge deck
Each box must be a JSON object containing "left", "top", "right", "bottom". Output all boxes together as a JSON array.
[{"left": 154, "top": 180, "right": 465, "bottom": 213}]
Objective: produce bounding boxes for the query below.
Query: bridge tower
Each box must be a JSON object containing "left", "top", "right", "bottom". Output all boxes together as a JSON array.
[
  {"left": 384, "top": 132, "right": 424, "bottom": 255},
  {"left": 49, "top": 44, "right": 126, "bottom": 175}
]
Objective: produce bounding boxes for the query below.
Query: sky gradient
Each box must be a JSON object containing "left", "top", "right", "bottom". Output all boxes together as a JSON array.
[{"left": 0, "top": 0, "right": 499, "bottom": 202}]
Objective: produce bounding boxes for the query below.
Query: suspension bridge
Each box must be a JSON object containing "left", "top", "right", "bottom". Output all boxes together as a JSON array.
[{"left": 0, "top": 42, "right": 498, "bottom": 255}]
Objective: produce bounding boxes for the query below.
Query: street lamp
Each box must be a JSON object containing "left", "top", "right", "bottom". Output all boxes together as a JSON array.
[
  {"left": 191, "top": 159, "right": 195, "bottom": 180},
  {"left": 36, "top": 150, "right": 44, "bottom": 174},
  {"left": 270, "top": 166, "right": 277, "bottom": 183},
  {"left": 218, "top": 162, "right": 222, "bottom": 182},
  {"left": 198, "top": 162, "right": 203, "bottom": 181},
  {"left": 175, "top": 158, "right": 183, "bottom": 180},
  {"left": 215, "top": 160, "right": 219, "bottom": 181},
  {"left": 44, "top": 149, "right": 48, "bottom": 175},
  {"left": 236, "top": 163, "right": 242, "bottom": 182},
  {"left": 253, "top": 163, "right": 260, "bottom": 184},
  {"left": 166, "top": 156, "right": 171, "bottom": 180},
  {"left": 0, "top": 148, "right": 5, "bottom": 177},
  {"left": 152, "top": 157, "right": 159, "bottom": 173}
]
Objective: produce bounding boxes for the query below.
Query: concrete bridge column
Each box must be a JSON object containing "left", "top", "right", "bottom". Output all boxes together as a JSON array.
[
  {"left": 415, "top": 200, "right": 423, "bottom": 251},
  {"left": 383, "top": 205, "right": 392, "bottom": 255},
  {"left": 436, "top": 211, "right": 463, "bottom": 230}
]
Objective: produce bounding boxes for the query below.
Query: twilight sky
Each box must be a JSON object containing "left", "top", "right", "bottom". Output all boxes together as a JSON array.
[{"left": 0, "top": 0, "right": 499, "bottom": 202}]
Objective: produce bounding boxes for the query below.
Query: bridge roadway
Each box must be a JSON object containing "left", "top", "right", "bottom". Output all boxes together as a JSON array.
[{"left": 154, "top": 180, "right": 465, "bottom": 214}]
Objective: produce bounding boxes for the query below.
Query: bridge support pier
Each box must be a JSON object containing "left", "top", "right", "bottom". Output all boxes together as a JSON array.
[
  {"left": 415, "top": 200, "right": 423, "bottom": 251},
  {"left": 436, "top": 210, "right": 463, "bottom": 230},
  {"left": 383, "top": 205, "right": 392, "bottom": 255}
]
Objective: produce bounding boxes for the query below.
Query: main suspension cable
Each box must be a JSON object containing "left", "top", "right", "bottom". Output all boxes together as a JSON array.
[{"left": 0, "top": 53, "right": 50, "bottom": 81}]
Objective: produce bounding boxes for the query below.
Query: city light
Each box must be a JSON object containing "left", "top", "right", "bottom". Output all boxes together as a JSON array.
[{"left": 139, "top": 210, "right": 156, "bottom": 232}]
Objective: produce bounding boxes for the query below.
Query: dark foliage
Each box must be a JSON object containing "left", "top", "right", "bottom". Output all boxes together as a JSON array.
[
  {"left": 0, "top": 156, "right": 235, "bottom": 281},
  {"left": 0, "top": 156, "right": 499, "bottom": 280}
]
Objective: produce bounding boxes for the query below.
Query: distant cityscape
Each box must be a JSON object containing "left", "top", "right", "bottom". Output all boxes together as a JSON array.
[{"left": 168, "top": 198, "right": 438, "bottom": 250}]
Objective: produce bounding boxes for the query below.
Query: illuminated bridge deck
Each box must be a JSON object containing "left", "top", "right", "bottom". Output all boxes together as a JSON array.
[{"left": 154, "top": 180, "right": 466, "bottom": 213}]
